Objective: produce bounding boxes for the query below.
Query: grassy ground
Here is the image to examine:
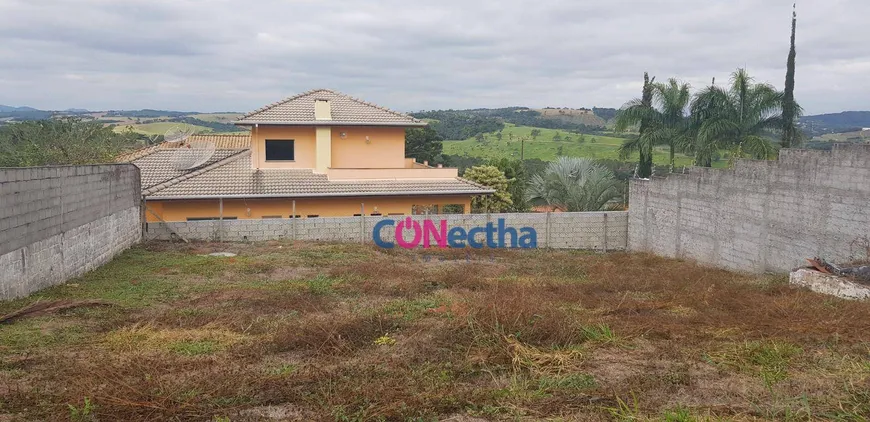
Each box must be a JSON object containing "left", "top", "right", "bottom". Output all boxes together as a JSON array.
[
  {"left": 814, "top": 130, "right": 869, "bottom": 142},
  {"left": 443, "top": 124, "right": 729, "bottom": 168},
  {"left": 191, "top": 113, "right": 244, "bottom": 123},
  {"left": 1, "top": 242, "right": 869, "bottom": 421},
  {"left": 113, "top": 122, "right": 214, "bottom": 136}
]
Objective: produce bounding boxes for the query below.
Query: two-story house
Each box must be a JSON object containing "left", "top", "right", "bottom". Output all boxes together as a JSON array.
[{"left": 124, "top": 89, "right": 493, "bottom": 222}]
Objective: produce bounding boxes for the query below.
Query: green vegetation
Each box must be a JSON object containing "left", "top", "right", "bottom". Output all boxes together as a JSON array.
[
  {"left": 615, "top": 72, "right": 657, "bottom": 177},
  {"left": 615, "top": 76, "right": 693, "bottom": 173},
  {"left": 404, "top": 126, "right": 443, "bottom": 164},
  {"left": 462, "top": 165, "right": 513, "bottom": 212},
  {"left": 114, "top": 121, "right": 213, "bottom": 136},
  {"left": 527, "top": 157, "right": 622, "bottom": 211},
  {"left": 190, "top": 113, "right": 243, "bottom": 123},
  {"left": 443, "top": 124, "right": 703, "bottom": 168},
  {"left": 488, "top": 158, "right": 531, "bottom": 212},
  {"left": 412, "top": 107, "right": 605, "bottom": 142},
  {"left": 691, "top": 69, "right": 785, "bottom": 166},
  {"left": 781, "top": 7, "right": 799, "bottom": 149},
  {"left": 0, "top": 118, "right": 140, "bottom": 166}
]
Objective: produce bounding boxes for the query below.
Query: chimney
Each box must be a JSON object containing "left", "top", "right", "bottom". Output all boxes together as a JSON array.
[
  {"left": 314, "top": 99, "right": 331, "bottom": 120},
  {"left": 437, "top": 164, "right": 443, "bottom": 168},
  {"left": 423, "top": 160, "right": 428, "bottom": 166}
]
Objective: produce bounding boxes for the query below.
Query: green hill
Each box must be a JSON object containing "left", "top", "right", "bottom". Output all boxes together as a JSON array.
[
  {"left": 443, "top": 124, "right": 718, "bottom": 168},
  {"left": 113, "top": 122, "right": 213, "bottom": 136}
]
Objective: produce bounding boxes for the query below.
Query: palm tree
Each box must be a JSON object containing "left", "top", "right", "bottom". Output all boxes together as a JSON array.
[
  {"left": 526, "top": 157, "right": 622, "bottom": 212},
  {"left": 614, "top": 76, "right": 694, "bottom": 174},
  {"left": 690, "top": 68, "right": 785, "bottom": 166},
  {"left": 613, "top": 73, "right": 655, "bottom": 178}
]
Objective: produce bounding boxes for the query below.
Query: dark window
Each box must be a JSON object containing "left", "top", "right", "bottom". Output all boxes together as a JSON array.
[
  {"left": 306, "top": 214, "right": 320, "bottom": 218},
  {"left": 370, "top": 213, "right": 382, "bottom": 216},
  {"left": 187, "top": 217, "right": 237, "bottom": 221},
  {"left": 261, "top": 215, "right": 282, "bottom": 219},
  {"left": 289, "top": 215, "right": 301, "bottom": 219},
  {"left": 387, "top": 213, "right": 404, "bottom": 216},
  {"left": 265, "top": 140, "right": 295, "bottom": 161}
]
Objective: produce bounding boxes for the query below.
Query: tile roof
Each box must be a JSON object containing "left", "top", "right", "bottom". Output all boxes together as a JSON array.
[
  {"left": 140, "top": 151, "right": 493, "bottom": 199},
  {"left": 132, "top": 149, "right": 247, "bottom": 190},
  {"left": 236, "top": 89, "right": 426, "bottom": 127},
  {"left": 180, "top": 134, "right": 251, "bottom": 149},
  {"left": 117, "top": 134, "right": 251, "bottom": 163}
]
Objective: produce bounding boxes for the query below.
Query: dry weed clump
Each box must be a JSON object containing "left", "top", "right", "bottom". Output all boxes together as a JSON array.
[{"left": 3, "top": 241, "right": 870, "bottom": 420}]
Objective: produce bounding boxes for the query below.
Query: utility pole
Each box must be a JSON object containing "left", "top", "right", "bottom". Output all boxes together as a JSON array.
[{"left": 520, "top": 137, "right": 526, "bottom": 161}]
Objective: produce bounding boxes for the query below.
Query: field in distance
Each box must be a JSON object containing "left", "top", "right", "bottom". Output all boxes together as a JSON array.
[
  {"left": 112, "top": 122, "right": 214, "bottom": 136},
  {"left": 443, "top": 124, "right": 720, "bottom": 168},
  {"left": 190, "top": 113, "right": 243, "bottom": 123}
]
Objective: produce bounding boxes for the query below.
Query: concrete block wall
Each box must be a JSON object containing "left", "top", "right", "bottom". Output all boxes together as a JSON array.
[
  {"left": 629, "top": 144, "right": 870, "bottom": 273},
  {"left": 146, "top": 211, "right": 629, "bottom": 250},
  {"left": 0, "top": 165, "right": 142, "bottom": 300}
]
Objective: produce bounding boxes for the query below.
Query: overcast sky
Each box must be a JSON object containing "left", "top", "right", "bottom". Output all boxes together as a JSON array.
[{"left": 0, "top": 0, "right": 866, "bottom": 115}]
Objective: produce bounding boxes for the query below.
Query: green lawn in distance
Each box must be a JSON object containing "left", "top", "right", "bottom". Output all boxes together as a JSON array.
[{"left": 442, "top": 124, "right": 724, "bottom": 168}]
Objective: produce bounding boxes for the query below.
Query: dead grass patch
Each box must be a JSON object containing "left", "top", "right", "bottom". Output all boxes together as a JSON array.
[{"left": 3, "top": 241, "right": 870, "bottom": 420}]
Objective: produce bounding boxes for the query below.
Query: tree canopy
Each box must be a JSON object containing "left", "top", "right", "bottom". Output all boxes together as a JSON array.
[
  {"left": 615, "top": 77, "right": 692, "bottom": 172},
  {"left": 404, "top": 126, "right": 443, "bottom": 164},
  {"left": 0, "top": 118, "right": 139, "bottom": 167},
  {"left": 462, "top": 165, "right": 513, "bottom": 213},
  {"left": 690, "top": 69, "right": 785, "bottom": 166}
]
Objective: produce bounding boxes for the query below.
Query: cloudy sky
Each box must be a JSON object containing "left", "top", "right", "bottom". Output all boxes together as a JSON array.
[{"left": 0, "top": 0, "right": 867, "bottom": 115}]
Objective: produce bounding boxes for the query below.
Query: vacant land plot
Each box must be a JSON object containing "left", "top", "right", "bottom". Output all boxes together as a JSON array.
[
  {"left": 443, "top": 124, "right": 728, "bottom": 168},
  {"left": 1, "top": 242, "right": 868, "bottom": 421}
]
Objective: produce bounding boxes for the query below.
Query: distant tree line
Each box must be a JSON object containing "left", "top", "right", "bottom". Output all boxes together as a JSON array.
[
  {"left": 409, "top": 110, "right": 505, "bottom": 140},
  {"left": 173, "top": 117, "right": 239, "bottom": 133},
  {"left": 0, "top": 110, "right": 54, "bottom": 121},
  {"left": 591, "top": 107, "right": 619, "bottom": 121},
  {"left": 411, "top": 107, "right": 606, "bottom": 141},
  {"left": 105, "top": 109, "right": 190, "bottom": 118}
]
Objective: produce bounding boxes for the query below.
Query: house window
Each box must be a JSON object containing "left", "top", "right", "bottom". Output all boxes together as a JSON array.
[
  {"left": 265, "top": 140, "right": 295, "bottom": 161},
  {"left": 306, "top": 214, "right": 320, "bottom": 218},
  {"left": 187, "top": 217, "right": 238, "bottom": 221},
  {"left": 261, "top": 215, "right": 282, "bottom": 219}
]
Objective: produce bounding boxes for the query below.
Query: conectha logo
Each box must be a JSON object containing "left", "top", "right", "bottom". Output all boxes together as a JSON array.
[{"left": 373, "top": 217, "right": 537, "bottom": 249}]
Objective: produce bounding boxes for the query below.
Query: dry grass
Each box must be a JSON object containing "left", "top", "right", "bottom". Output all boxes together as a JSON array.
[{"left": 1, "top": 241, "right": 870, "bottom": 421}]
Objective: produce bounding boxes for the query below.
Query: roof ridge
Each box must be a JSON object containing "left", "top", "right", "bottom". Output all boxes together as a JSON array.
[
  {"left": 339, "top": 90, "right": 418, "bottom": 121},
  {"left": 238, "top": 88, "right": 421, "bottom": 124},
  {"left": 190, "top": 133, "right": 250, "bottom": 137},
  {"left": 143, "top": 150, "right": 251, "bottom": 196},
  {"left": 240, "top": 88, "right": 328, "bottom": 119},
  {"left": 116, "top": 144, "right": 161, "bottom": 163},
  {"left": 456, "top": 176, "right": 494, "bottom": 191}
]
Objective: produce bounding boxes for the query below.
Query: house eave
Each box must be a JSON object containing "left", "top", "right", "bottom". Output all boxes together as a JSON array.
[
  {"left": 145, "top": 190, "right": 494, "bottom": 201},
  {"left": 234, "top": 120, "right": 428, "bottom": 127}
]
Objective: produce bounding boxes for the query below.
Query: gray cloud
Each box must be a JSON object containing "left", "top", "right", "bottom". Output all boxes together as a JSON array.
[{"left": 0, "top": 0, "right": 867, "bottom": 114}]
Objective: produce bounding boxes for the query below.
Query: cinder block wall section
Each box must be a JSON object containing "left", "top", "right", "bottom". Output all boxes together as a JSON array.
[
  {"left": 145, "top": 211, "right": 629, "bottom": 250},
  {"left": 628, "top": 144, "right": 870, "bottom": 273},
  {"left": 0, "top": 165, "right": 142, "bottom": 299}
]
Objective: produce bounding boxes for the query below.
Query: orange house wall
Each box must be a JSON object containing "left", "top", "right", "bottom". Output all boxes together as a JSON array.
[
  {"left": 251, "top": 125, "right": 407, "bottom": 170},
  {"left": 330, "top": 127, "right": 406, "bottom": 169},
  {"left": 144, "top": 196, "right": 472, "bottom": 222},
  {"left": 251, "top": 126, "right": 317, "bottom": 169}
]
